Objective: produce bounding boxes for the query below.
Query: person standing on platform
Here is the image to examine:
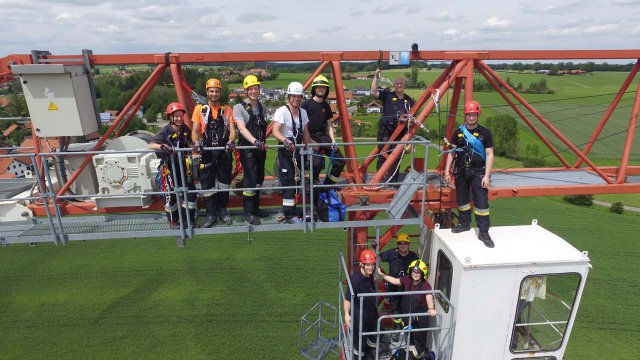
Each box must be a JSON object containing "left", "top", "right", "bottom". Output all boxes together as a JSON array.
[
  {"left": 233, "top": 75, "right": 269, "bottom": 226},
  {"left": 444, "top": 100, "right": 495, "bottom": 248},
  {"left": 192, "top": 78, "right": 236, "bottom": 227},
  {"left": 301, "top": 75, "right": 345, "bottom": 186},
  {"left": 150, "top": 102, "right": 197, "bottom": 228}
]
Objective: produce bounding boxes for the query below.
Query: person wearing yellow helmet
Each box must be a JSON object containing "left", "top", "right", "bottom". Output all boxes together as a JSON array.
[
  {"left": 233, "top": 75, "right": 268, "bottom": 225},
  {"left": 379, "top": 233, "right": 419, "bottom": 334},
  {"left": 379, "top": 259, "right": 436, "bottom": 359},
  {"left": 444, "top": 100, "right": 495, "bottom": 248},
  {"left": 191, "top": 78, "right": 236, "bottom": 227},
  {"left": 301, "top": 75, "right": 345, "bottom": 185}
]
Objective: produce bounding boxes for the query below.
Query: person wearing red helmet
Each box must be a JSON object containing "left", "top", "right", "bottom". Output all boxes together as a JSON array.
[
  {"left": 149, "top": 102, "right": 198, "bottom": 229},
  {"left": 191, "top": 78, "right": 236, "bottom": 227},
  {"left": 344, "top": 249, "right": 379, "bottom": 357},
  {"left": 379, "top": 260, "right": 436, "bottom": 359},
  {"left": 444, "top": 100, "right": 495, "bottom": 247}
]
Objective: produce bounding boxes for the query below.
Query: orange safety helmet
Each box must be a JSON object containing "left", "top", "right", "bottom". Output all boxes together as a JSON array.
[
  {"left": 359, "top": 249, "right": 377, "bottom": 264},
  {"left": 165, "top": 102, "right": 187, "bottom": 118},
  {"left": 205, "top": 78, "right": 222, "bottom": 90},
  {"left": 464, "top": 100, "right": 481, "bottom": 115}
]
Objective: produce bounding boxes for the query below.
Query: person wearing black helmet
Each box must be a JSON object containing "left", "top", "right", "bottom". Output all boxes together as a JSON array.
[
  {"left": 379, "top": 259, "right": 436, "bottom": 359},
  {"left": 149, "top": 102, "right": 198, "bottom": 229},
  {"left": 301, "top": 75, "right": 345, "bottom": 185}
]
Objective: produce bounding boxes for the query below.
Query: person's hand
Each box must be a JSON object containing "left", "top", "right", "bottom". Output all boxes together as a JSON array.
[
  {"left": 225, "top": 141, "right": 236, "bottom": 153},
  {"left": 377, "top": 267, "right": 385, "bottom": 276},
  {"left": 482, "top": 175, "right": 491, "bottom": 188},
  {"left": 375, "top": 69, "right": 381, "bottom": 78},
  {"left": 345, "top": 313, "right": 351, "bottom": 325},
  {"left": 160, "top": 144, "right": 174, "bottom": 155},
  {"left": 444, "top": 172, "right": 452, "bottom": 184},
  {"left": 428, "top": 309, "right": 437, "bottom": 317},
  {"left": 192, "top": 140, "right": 202, "bottom": 154},
  {"left": 283, "top": 138, "right": 296, "bottom": 153},
  {"left": 331, "top": 142, "right": 338, "bottom": 150},
  {"left": 254, "top": 139, "right": 268, "bottom": 151}
]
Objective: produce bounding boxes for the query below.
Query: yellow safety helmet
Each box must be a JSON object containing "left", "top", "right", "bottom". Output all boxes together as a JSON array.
[
  {"left": 408, "top": 260, "right": 428, "bottom": 278},
  {"left": 312, "top": 75, "right": 330, "bottom": 89},
  {"left": 243, "top": 75, "right": 261, "bottom": 89},
  {"left": 205, "top": 78, "right": 222, "bottom": 90},
  {"left": 396, "top": 233, "right": 411, "bottom": 244}
]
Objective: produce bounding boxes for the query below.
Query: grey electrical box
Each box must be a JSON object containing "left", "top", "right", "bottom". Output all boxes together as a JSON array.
[{"left": 11, "top": 64, "right": 100, "bottom": 137}]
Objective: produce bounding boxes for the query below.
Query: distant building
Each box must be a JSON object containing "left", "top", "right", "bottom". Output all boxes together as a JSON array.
[{"left": 365, "top": 101, "right": 382, "bottom": 114}]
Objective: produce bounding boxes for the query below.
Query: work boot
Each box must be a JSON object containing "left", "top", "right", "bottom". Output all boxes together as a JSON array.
[
  {"left": 244, "top": 214, "right": 261, "bottom": 225},
  {"left": 451, "top": 224, "right": 471, "bottom": 233},
  {"left": 203, "top": 215, "right": 218, "bottom": 228},
  {"left": 219, "top": 208, "right": 233, "bottom": 225},
  {"left": 286, "top": 216, "right": 303, "bottom": 224},
  {"left": 478, "top": 231, "right": 495, "bottom": 248},
  {"left": 254, "top": 196, "right": 270, "bottom": 218}
]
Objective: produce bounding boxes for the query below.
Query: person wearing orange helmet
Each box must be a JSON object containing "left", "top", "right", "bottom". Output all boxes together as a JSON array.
[
  {"left": 379, "top": 260, "right": 436, "bottom": 359},
  {"left": 149, "top": 102, "right": 197, "bottom": 228},
  {"left": 191, "top": 78, "right": 236, "bottom": 227},
  {"left": 344, "top": 249, "right": 379, "bottom": 357},
  {"left": 233, "top": 75, "right": 269, "bottom": 225},
  {"left": 444, "top": 100, "right": 495, "bottom": 248}
]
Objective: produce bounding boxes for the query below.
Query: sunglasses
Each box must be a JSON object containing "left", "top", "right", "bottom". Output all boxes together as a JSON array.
[{"left": 397, "top": 242, "right": 409, "bottom": 245}]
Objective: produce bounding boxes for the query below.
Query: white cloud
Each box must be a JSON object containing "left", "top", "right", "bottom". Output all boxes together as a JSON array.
[
  {"left": 584, "top": 24, "right": 618, "bottom": 33},
  {"left": 537, "top": 26, "right": 581, "bottom": 36},
  {"left": 55, "top": 13, "right": 79, "bottom": 22},
  {"left": 482, "top": 16, "right": 512, "bottom": 29},
  {"left": 237, "top": 12, "right": 278, "bottom": 23},
  {"left": 291, "top": 33, "right": 307, "bottom": 40},
  {"left": 262, "top": 32, "right": 277, "bottom": 43},
  {"left": 442, "top": 29, "right": 457, "bottom": 36},
  {"left": 426, "top": 11, "right": 456, "bottom": 21},
  {"left": 612, "top": 0, "right": 640, "bottom": 4}
]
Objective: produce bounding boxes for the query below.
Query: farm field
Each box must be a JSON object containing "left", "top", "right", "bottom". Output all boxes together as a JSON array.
[{"left": 1, "top": 196, "right": 638, "bottom": 359}]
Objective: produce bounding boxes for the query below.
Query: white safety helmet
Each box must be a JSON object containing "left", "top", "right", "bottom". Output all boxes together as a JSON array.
[{"left": 286, "top": 82, "right": 305, "bottom": 96}]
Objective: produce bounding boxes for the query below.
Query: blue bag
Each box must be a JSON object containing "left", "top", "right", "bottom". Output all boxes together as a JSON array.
[{"left": 316, "top": 189, "right": 346, "bottom": 222}]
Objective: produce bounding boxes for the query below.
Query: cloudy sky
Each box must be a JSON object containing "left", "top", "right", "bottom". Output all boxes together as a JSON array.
[{"left": 2, "top": 0, "right": 639, "bottom": 57}]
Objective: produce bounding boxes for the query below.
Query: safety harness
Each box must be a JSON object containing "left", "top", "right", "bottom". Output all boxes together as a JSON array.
[
  {"left": 459, "top": 124, "right": 486, "bottom": 161},
  {"left": 238, "top": 101, "right": 266, "bottom": 146}
]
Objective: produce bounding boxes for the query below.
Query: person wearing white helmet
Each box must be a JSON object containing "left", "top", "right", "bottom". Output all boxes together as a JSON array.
[{"left": 272, "top": 81, "right": 312, "bottom": 224}]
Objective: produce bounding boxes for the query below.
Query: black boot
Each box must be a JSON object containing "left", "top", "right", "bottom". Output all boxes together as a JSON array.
[
  {"left": 203, "top": 195, "right": 219, "bottom": 227},
  {"left": 452, "top": 209, "right": 471, "bottom": 233},
  {"left": 243, "top": 196, "right": 261, "bottom": 225},
  {"left": 478, "top": 231, "right": 494, "bottom": 248},
  {"left": 166, "top": 211, "right": 180, "bottom": 229},
  {"left": 253, "top": 191, "right": 270, "bottom": 218},
  {"left": 188, "top": 208, "right": 199, "bottom": 228}
]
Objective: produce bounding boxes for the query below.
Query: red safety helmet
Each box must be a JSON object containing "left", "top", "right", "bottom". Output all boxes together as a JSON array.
[
  {"left": 359, "top": 249, "right": 377, "bottom": 264},
  {"left": 166, "top": 102, "right": 187, "bottom": 118},
  {"left": 464, "top": 100, "right": 481, "bottom": 115}
]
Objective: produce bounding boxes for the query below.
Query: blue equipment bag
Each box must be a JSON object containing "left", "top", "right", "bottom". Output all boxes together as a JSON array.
[{"left": 316, "top": 189, "right": 346, "bottom": 222}]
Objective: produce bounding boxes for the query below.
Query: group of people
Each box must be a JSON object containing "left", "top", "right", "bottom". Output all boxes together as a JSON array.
[
  {"left": 149, "top": 74, "right": 345, "bottom": 228},
  {"left": 344, "top": 233, "right": 436, "bottom": 359}
]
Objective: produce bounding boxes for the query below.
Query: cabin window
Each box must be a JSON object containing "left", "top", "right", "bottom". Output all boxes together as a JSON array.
[
  {"left": 510, "top": 273, "right": 581, "bottom": 353},
  {"left": 434, "top": 250, "right": 453, "bottom": 313}
]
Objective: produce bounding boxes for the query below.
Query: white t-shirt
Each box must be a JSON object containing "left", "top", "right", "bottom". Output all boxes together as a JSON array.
[{"left": 273, "top": 105, "right": 309, "bottom": 139}]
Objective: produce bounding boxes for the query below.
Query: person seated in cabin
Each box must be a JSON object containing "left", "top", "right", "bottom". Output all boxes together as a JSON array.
[
  {"left": 371, "top": 69, "right": 415, "bottom": 183},
  {"left": 271, "top": 81, "right": 313, "bottom": 224},
  {"left": 149, "top": 102, "right": 197, "bottom": 229},
  {"left": 344, "top": 249, "right": 379, "bottom": 358},
  {"left": 379, "top": 233, "right": 419, "bottom": 335},
  {"left": 379, "top": 260, "right": 436, "bottom": 360},
  {"left": 443, "top": 100, "right": 495, "bottom": 248},
  {"left": 300, "top": 75, "right": 345, "bottom": 186},
  {"left": 233, "top": 75, "right": 270, "bottom": 226},
  {"left": 191, "top": 78, "right": 236, "bottom": 228}
]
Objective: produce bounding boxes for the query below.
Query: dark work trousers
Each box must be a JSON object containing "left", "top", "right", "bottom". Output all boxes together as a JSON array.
[
  {"left": 278, "top": 143, "right": 302, "bottom": 217},
  {"left": 376, "top": 123, "right": 407, "bottom": 183},
  {"left": 351, "top": 307, "right": 379, "bottom": 355},
  {"left": 310, "top": 133, "right": 345, "bottom": 184},
  {"left": 239, "top": 148, "right": 266, "bottom": 215},
  {"left": 408, "top": 314, "right": 430, "bottom": 356},
  {"left": 200, "top": 150, "right": 232, "bottom": 218},
  {"left": 454, "top": 167, "right": 490, "bottom": 232}
]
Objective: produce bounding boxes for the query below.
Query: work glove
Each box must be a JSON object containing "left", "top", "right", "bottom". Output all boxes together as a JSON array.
[
  {"left": 283, "top": 138, "right": 296, "bottom": 153},
  {"left": 192, "top": 140, "right": 202, "bottom": 153},
  {"left": 160, "top": 144, "right": 175, "bottom": 155},
  {"left": 225, "top": 141, "right": 236, "bottom": 153},
  {"left": 254, "top": 139, "right": 268, "bottom": 151}
]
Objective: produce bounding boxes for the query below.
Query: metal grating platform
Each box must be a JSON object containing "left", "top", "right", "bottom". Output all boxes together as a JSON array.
[
  {"left": 0, "top": 178, "right": 37, "bottom": 199},
  {"left": 491, "top": 170, "right": 609, "bottom": 188}
]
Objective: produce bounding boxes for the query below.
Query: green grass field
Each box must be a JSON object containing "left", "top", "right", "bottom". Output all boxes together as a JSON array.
[{"left": 1, "top": 197, "right": 639, "bottom": 359}]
